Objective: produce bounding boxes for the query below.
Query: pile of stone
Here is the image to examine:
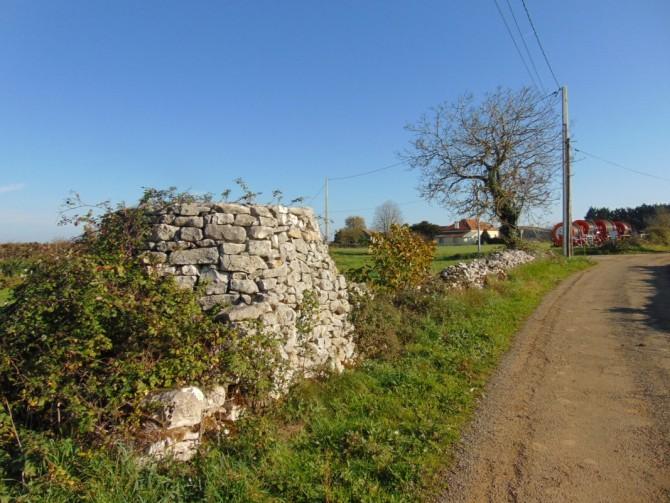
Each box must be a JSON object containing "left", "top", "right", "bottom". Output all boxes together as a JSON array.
[
  {"left": 142, "top": 202, "right": 355, "bottom": 376},
  {"left": 440, "top": 249, "right": 536, "bottom": 289},
  {"left": 142, "top": 386, "right": 241, "bottom": 461}
]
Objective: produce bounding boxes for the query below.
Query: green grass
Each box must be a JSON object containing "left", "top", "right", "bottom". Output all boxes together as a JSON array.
[
  {"left": 0, "top": 287, "right": 11, "bottom": 305},
  {"left": 3, "top": 256, "right": 592, "bottom": 502},
  {"left": 330, "top": 244, "right": 507, "bottom": 274}
]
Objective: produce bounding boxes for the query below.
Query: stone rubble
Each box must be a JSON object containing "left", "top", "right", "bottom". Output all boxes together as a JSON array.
[
  {"left": 440, "top": 249, "right": 536, "bottom": 289},
  {"left": 143, "top": 386, "right": 236, "bottom": 461}
]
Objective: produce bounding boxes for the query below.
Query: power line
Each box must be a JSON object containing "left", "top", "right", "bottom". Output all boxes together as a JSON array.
[
  {"left": 305, "top": 183, "right": 324, "bottom": 204},
  {"left": 328, "top": 161, "right": 406, "bottom": 181},
  {"left": 520, "top": 0, "right": 560, "bottom": 88},
  {"left": 504, "top": 0, "right": 545, "bottom": 92},
  {"left": 492, "top": 0, "right": 541, "bottom": 91},
  {"left": 574, "top": 148, "right": 670, "bottom": 182}
]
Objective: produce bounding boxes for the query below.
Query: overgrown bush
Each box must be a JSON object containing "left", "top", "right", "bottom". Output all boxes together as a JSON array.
[
  {"left": 351, "top": 224, "right": 435, "bottom": 292},
  {"left": 0, "top": 187, "right": 290, "bottom": 488},
  {"left": 348, "top": 291, "right": 403, "bottom": 360},
  {"left": 0, "top": 250, "right": 235, "bottom": 440}
]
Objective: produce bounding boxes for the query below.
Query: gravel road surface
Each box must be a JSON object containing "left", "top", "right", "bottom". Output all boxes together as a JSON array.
[{"left": 439, "top": 254, "right": 670, "bottom": 503}]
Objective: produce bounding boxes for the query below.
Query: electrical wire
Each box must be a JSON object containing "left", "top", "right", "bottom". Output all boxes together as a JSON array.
[
  {"left": 328, "top": 161, "right": 406, "bottom": 181},
  {"left": 520, "top": 0, "right": 560, "bottom": 88},
  {"left": 574, "top": 148, "right": 670, "bottom": 182},
  {"left": 492, "top": 0, "right": 541, "bottom": 91},
  {"left": 504, "top": 0, "right": 545, "bottom": 92},
  {"left": 305, "top": 183, "right": 324, "bottom": 204}
]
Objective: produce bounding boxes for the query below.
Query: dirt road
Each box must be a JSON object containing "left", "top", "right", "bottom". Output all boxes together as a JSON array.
[{"left": 440, "top": 254, "right": 670, "bottom": 503}]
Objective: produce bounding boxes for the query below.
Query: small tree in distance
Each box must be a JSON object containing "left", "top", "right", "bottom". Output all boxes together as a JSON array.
[
  {"left": 403, "top": 87, "right": 560, "bottom": 247},
  {"left": 410, "top": 220, "right": 441, "bottom": 241},
  {"left": 373, "top": 201, "right": 403, "bottom": 234},
  {"left": 334, "top": 215, "right": 369, "bottom": 247}
]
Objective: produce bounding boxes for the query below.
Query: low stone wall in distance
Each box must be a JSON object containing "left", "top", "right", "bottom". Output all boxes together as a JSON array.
[{"left": 142, "top": 202, "right": 355, "bottom": 376}]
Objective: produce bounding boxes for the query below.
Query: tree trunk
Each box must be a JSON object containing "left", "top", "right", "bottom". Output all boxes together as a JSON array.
[{"left": 498, "top": 204, "right": 521, "bottom": 248}]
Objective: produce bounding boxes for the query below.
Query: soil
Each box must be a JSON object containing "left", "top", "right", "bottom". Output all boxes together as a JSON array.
[{"left": 438, "top": 254, "right": 670, "bottom": 503}]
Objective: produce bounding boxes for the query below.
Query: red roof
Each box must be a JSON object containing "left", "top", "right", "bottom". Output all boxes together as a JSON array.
[{"left": 437, "top": 219, "right": 495, "bottom": 235}]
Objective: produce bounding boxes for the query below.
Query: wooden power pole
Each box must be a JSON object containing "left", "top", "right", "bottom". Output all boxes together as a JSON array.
[{"left": 562, "top": 85, "right": 573, "bottom": 257}]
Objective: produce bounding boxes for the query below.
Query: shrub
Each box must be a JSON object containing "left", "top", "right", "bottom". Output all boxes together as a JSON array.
[
  {"left": 348, "top": 291, "right": 403, "bottom": 360},
  {"left": 352, "top": 224, "right": 435, "bottom": 292},
  {"left": 0, "top": 249, "right": 235, "bottom": 441}
]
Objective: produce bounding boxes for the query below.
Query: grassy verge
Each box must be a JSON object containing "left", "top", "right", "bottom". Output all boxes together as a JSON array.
[
  {"left": 330, "top": 244, "right": 506, "bottom": 274},
  {"left": 3, "top": 256, "right": 592, "bottom": 502},
  {"left": 0, "top": 288, "right": 11, "bottom": 306}
]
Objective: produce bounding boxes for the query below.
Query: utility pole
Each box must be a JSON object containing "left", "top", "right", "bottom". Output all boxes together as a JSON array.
[
  {"left": 562, "top": 85, "right": 573, "bottom": 257},
  {"left": 324, "top": 176, "right": 329, "bottom": 243}
]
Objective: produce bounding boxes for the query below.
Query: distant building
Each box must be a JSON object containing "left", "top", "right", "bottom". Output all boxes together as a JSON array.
[{"left": 434, "top": 219, "right": 499, "bottom": 245}]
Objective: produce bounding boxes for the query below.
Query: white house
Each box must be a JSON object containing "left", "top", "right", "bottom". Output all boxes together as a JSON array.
[{"left": 434, "top": 219, "right": 499, "bottom": 245}]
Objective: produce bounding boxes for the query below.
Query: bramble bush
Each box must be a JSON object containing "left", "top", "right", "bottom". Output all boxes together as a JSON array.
[
  {"left": 351, "top": 224, "right": 435, "bottom": 292},
  {"left": 0, "top": 187, "right": 287, "bottom": 489}
]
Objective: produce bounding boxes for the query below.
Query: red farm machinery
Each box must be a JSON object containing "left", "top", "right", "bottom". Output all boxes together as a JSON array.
[{"left": 551, "top": 219, "right": 633, "bottom": 248}]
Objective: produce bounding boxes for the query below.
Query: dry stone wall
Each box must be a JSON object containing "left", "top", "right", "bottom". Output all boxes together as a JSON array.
[{"left": 142, "top": 202, "right": 355, "bottom": 376}]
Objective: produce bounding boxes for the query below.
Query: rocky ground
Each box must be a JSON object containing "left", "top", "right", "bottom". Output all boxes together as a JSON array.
[{"left": 440, "top": 249, "right": 536, "bottom": 289}]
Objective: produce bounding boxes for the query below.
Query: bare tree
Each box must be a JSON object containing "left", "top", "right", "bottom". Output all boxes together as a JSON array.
[
  {"left": 403, "top": 87, "right": 560, "bottom": 245},
  {"left": 373, "top": 200, "right": 403, "bottom": 233}
]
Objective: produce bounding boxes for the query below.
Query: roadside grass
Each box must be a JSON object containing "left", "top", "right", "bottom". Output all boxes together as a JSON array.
[
  {"left": 331, "top": 244, "right": 506, "bottom": 274},
  {"left": 569, "top": 241, "right": 670, "bottom": 256},
  {"left": 0, "top": 287, "right": 11, "bottom": 306},
  {"left": 3, "top": 256, "right": 592, "bottom": 502}
]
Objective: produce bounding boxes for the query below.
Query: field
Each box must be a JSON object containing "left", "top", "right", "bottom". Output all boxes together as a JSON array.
[{"left": 330, "top": 244, "right": 505, "bottom": 274}]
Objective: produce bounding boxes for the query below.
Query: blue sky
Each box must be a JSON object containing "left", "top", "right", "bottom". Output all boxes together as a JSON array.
[{"left": 1, "top": 0, "right": 668, "bottom": 241}]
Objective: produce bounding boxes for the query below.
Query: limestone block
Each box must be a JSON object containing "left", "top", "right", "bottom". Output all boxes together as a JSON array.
[
  {"left": 260, "top": 264, "right": 288, "bottom": 278},
  {"left": 196, "top": 239, "right": 217, "bottom": 247},
  {"left": 280, "top": 242, "right": 296, "bottom": 260},
  {"left": 275, "top": 304, "right": 296, "bottom": 324},
  {"left": 152, "top": 224, "right": 179, "bottom": 241},
  {"left": 170, "top": 247, "right": 219, "bottom": 265},
  {"left": 159, "top": 214, "right": 176, "bottom": 225},
  {"left": 199, "top": 267, "right": 228, "bottom": 285},
  {"left": 257, "top": 278, "right": 277, "bottom": 291},
  {"left": 209, "top": 213, "right": 235, "bottom": 225},
  {"left": 222, "top": 302, "right": 272, "bottom": 321},
  {"left": 199, "top": 294, "right": 238, "bottom": 311},
  {"left": 204, "top": 224, "right": 246, "bottom": 242},
  {"left": 287, "top": 227, "right": 302, "bottom": 239},
  {"left": 174, "top": 275, "right": 197, "bottom": 289},
  {"left": 205, "top": 283, "right": 229, "bottom": 295},
  {"left": 259, "top": 216, "right": 278, "bottom": 227},
  {"left": 174, "top": 216, "right": 204, "bottom": 227},
  {"left": 251, "top": 206, "right": 272, "bottom": 217},
  {"left": 220, "top": 254, "right": 267, "bottom": 274},
  {"left": 179, "top": 204, "right": 210, "bottom": 216},
  {"left": 247, "top": 240, "right": 272, "bottom": 256},
  {"left": 230, "top": 279, "right": 259, "bottom": 294},
  {"left": 181, "top": 265, "right": 199, "bottom": 276},
  {"left": 234, "top": 214, "right": 257, "bottom": 226},
  {"left": 148, "top": 387, "right": 206, "bottom": 429},
  {"left": 293, "top": 239, "right": 308, "bottom": 254},
  {"left": 180, "top": 227, "right": 203, "bottom": 242},
  {"left": 220, "top": 242, "right": 246, "bottom": 255},
  {"left": 248, "top": 226, "right": 274, "bottom": 239},
  {"left": 212, "top": 203, "right": 251, "bottom": 214}
]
